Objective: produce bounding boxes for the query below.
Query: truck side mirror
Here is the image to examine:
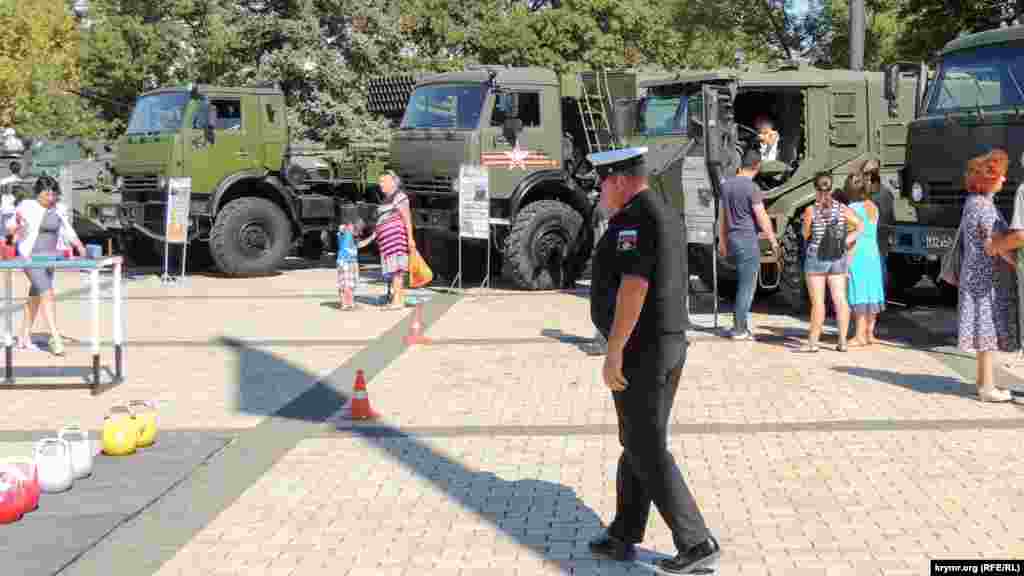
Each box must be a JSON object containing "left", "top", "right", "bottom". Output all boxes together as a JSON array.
[
  {"left": 502, "top": 117, "right": 524, "bottom": 144},
  {"left": 206, "top": 106, "right": 217, "bottom": 145},
  {"left": 506, "top": 92, "right": 520, "bottom": 119},
  {"left": 702, "top": 86, "right": 722, "bottom": 166},
  {"left": 612, "top": 98, "right": 638, "bottom": 144},
  {"left": 915, "top": 61, "right": 928, "bottom": 116},
  {"left": 884, "top": 64, "right": 900, "bottom": 102}
]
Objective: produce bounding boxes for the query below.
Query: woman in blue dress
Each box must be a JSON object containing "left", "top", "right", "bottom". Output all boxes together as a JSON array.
[{"left": 844, "top": 174, "right": 886, "bottom": 347}]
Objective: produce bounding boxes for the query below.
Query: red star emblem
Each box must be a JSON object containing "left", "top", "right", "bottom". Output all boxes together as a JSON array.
[{"left": 506, "top": 143, "right": 529, "bottom": 170}]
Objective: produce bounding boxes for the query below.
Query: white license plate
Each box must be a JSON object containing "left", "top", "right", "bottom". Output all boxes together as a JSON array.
[
  {"left": 924, "top": 231, "right": 955, "bottom": 250},
  {"left": 101, "top": 207, "right": 117, "bottom": 217}
]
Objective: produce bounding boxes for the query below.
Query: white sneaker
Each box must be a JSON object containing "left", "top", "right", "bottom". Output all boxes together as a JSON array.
[{"left": 729, "top": 330, "right": 753, "bottom": 341}]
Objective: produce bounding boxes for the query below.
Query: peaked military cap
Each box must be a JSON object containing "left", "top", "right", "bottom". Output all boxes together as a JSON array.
[{"left": 587, "top": 146, "right": 648, "bottom": 179}]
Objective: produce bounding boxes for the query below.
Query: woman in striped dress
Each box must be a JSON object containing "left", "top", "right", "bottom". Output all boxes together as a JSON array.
[
  {"left": 800, "top": 171, "right": 862, "bottom": 352},
  {"left": 374, "top": 170, "right": 415, "bottom": 310}
]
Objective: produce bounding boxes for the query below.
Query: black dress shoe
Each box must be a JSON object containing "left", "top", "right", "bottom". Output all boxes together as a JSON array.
[
  {"left": 655, "top": 535, "right": 720, "bottom": 574},
  {"left": 588, "top": 531, "right": 636, "bottom": 561}
]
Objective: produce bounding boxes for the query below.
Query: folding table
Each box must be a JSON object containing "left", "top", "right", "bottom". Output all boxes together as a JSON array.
[{"left": 0, "top": 256, "right": 125, "bottom": 394}]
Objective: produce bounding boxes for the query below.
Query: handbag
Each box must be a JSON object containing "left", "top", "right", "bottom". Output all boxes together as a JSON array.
[
  {"left": 816, "top": 205, "right": 847, "bottom": 261},
  {"left": 409, "top": 249, "right": 433, "bottom": 288},
  {"left": 939, "top": 223, "right": 963, "bottom": 286}
]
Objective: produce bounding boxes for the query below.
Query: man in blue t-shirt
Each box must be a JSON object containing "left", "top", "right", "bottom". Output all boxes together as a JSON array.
[{"left": 717, "top": 149, "right": 779, "bottom": 340}]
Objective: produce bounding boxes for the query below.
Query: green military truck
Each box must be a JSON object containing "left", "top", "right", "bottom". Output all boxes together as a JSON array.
[
  {"left": 610, "top": 61, "right": 922, "bottom": 309},
  {"left": 1, "top": 138, "right": 117, "bottom": 243},
  {"left": 93, "top": 83, "right": 392, "bottom": 275},
  {"left": 380, "top": 66, "right": 665, "bottom": 289},
  {"left": 885, "top": 4, "right": 1024, "bottom": 295}
]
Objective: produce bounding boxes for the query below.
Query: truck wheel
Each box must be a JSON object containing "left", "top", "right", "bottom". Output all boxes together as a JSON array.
[
  {"left": 778, "top": 218, "right": 809, "bottom": 311},
  {"left": 209, "top": 197, "right": 292, "bottom": 276},
  {"left": 504, "top": 199, "right": 583, "bottom": 290}
]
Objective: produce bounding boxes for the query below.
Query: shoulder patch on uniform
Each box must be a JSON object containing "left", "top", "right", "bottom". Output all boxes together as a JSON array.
[{"left": 617, "top": 229, "right": 638, "bottom": 252}]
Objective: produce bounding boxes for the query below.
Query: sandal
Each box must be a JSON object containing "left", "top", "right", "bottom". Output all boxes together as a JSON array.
[
  {"left": 49, "top": 335, "right": 65, "bottom": 356},
  {"left": 836, "top": 343, "right": 848, "bottom": 352},
  {"left": 798, "top": 344, "right": 819, "bottom": 353}
]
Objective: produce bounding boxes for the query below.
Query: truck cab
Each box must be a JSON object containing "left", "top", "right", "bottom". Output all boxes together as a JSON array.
[
  {"left": 615, "top": 62, "right": 918, "bottom": 308},
  {"left": 892, "top": 20, "right": 1024, "bottom": 294},
  {"left": 387, "top": 66, "right": 651, "bottom": 289}
]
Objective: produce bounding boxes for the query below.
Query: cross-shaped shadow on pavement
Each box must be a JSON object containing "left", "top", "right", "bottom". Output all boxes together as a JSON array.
[{"left": 227, "top": 336, "right": 675, "bottom": 573}]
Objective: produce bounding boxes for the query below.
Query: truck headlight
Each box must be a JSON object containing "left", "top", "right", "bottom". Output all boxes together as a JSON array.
[
  {"left": 158, "top": 175, "right": 168, "bottom": 191},
  {"left": 911, "top": 182, "right": 923, "bottom": 202},
  {"left": 114, "top": 176, "right": 123, "bottom": 189}
]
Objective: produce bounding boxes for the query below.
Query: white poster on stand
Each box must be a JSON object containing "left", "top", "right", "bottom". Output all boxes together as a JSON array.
[
  {"left": 165, "top": 177, "right": 192, "bottom": 245},
  {"left": 458, "top": 165, "right": 489, "bottom": 240}
]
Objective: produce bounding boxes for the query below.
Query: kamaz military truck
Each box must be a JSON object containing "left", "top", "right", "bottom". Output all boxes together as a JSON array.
[
  {"left": 611, "top": 61, "right": 922, "bottom": 309},
  {"left": 885, "top": 3, "right": 1024, "bottom": 295},
  {"left": 97, "top": 83, "right": 391, "bottom": 275},
  {"left": 382, "top": 66, "right": 665, "bottom": 289}
]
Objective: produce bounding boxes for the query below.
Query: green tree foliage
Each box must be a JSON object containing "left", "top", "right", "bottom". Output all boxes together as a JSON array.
[
  {"left": 79, "top": 0, "right": 245, "bottom": 135},
  {"left": 805, "top": 0, "right": 905, "bottom": 70},
  {"left": 895, "top": 0, "right": 1016, "bottom": 62},
  {"left": 0, "top": 0, "right": 104, "bottom": 140},
  {"left": 73, "top": 0, "right": 836, "bottom": 147}
]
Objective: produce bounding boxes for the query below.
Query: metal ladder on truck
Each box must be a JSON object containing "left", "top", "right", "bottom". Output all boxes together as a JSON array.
[{"left": 576, "top": 70, "right": 619, "bottom": 156}]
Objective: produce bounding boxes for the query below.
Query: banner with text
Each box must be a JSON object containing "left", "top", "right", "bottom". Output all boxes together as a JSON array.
[{"left": 458, "top": 165, "right": 490, "bottom": 240}]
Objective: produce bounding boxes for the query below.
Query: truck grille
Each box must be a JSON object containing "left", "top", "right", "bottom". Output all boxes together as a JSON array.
[
  {"left": 122, "top": 174, "right": 159, "bottom": 202},
  {"left": 401, "top": 175, "right": 454, "bottom": 196}
]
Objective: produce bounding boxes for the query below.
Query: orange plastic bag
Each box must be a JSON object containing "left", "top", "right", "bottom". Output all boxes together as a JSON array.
[{"left": 409, "top": 249, "right": 433, "bottom": 288}]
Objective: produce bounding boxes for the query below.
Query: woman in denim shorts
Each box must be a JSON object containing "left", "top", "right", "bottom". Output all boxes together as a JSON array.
[{"left": 800, "top": 172, "right": 863, "bottom": 352}]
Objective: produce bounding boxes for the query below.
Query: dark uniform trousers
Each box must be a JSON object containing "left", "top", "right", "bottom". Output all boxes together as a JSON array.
[{"left": 607, "top": 341, "right": 709, "bottom": 552}]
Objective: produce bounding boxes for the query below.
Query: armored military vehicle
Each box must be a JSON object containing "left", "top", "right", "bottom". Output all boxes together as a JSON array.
[
  {"left": 98, "top": 83, "right": 392, "bottom": 275},
  {"left": 611, "top": 61, "right": 922, "bottom": 309},
  {"left": 381, "top": 66, "right": 665, "bottom": 289},
  {"left": 885, "top": 2, "right": 1024, "bottom": 295}
]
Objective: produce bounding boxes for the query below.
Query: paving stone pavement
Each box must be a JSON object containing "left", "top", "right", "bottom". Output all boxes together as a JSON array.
[{"left": 4, "top": 268, "right": 1023, "bottom": 575}]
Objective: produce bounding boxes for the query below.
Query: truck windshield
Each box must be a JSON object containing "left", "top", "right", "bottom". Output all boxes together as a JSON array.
[
  {"left": 640, "top": 96, "right": 685, "bottom": 136},
  {"left": 27, "top": 141, "right": 82, "bottom": 177},
  {"left": 401, "top": 84, "right": 485, "bottom": 130},
  {"left": 126, "top": 92, "right": 191, "bottom": 134},
  {"left": 928, "top": 42, "right": 1024, "bottom": 113}
]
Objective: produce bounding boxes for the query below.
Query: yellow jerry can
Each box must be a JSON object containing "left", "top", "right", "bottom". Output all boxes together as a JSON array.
[
  {"left": 101, "top": 406, "right": 138, "bottom": 456},
  {"left": 128, "top": 400, "right": 157, "bottom": 448}
]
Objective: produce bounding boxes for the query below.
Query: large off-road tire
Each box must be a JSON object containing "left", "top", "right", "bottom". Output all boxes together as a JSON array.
[
  {"left": 778, "top": 217, "right": 808, "bottom": 312},
  {"left": 503, "top": 199, "right": 584, "bottom": 290},
  {"left": 209, "top": 197, "right": 293, "bottom": 276}
]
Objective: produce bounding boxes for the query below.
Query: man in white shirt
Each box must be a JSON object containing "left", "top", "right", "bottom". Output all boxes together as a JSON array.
[{"left": 754, "top": 115, "right": 781, "bottom": 162}]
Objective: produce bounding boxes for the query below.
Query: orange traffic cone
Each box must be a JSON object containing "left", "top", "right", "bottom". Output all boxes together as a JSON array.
[
  {"left": 404, "top": 303, "right": 432, "bottom": 346},
  {"left": 346, "top": 369, "right": 379, "bottom": 420}
]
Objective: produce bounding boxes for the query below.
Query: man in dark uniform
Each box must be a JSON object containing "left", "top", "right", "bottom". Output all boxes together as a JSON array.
[{"left": 586, "top": 146, "right": 720, "bottom": 574}]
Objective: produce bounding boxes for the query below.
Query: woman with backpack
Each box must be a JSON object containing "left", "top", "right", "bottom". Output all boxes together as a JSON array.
[{"left": 800, "top": 171, "right": 863, "bottom": 353}]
